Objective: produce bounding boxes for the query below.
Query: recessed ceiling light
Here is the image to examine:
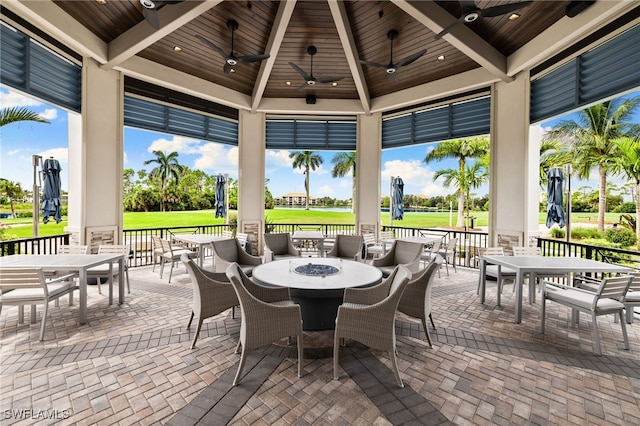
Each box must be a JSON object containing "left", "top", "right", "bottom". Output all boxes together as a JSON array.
[
  {"left": 96, "top": 0, "right": 106, "bottom": 4},
  {"left": 331, "top": 82, "right": 338, "bottom": 87},
  {"left": 285, "top": 81, "right": 292, "bottom": 86},
  {"left": 437, "top": 55, "right": 445, "bottom": 61},
  {"left": 173, "top": 46, "right": 182, "bottom": 52},
  {"left": 508, "top": 13, "right": 520, "bottom": 21},
  {"left": 229, "top": 68, "right": 236, "bottom": 74}
]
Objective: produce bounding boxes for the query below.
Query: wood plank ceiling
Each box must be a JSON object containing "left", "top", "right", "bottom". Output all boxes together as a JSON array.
[{"left": 51, "top": 0, "right": 574, "bottom": 104}]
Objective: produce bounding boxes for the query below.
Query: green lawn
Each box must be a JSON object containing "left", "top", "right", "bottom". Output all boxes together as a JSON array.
[{"left": 0, "top": 208, "right": 627, "bottom": 240}]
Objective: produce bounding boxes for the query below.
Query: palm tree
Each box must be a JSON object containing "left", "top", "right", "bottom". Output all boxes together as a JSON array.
[
  {"left": 143, "top": 150, "right": 183, "bottom": 212},
  {"left": 289, "top": 151, "right": 323, "bottom": 210},
  {"left": 610, "top": 137, "right": 640, "bottom": 247},
  {"left": 539, "top": 139, "right": 572, "bottom": 188},
  {"left": 0, "top": 107, "right": 49, "bottom": 127},
  {"left": 424, "top": 137, "right": 489, "bottom": 227},
  {"left": 545, "top": 98, "right": 640, "bottom": 232},
  {"left": 0, "top": 179, "right": 25, "bottom": 218},
  {"left": 331, "top": 152, "right": 356, "bottom": 213},
  {"left": 433, "top": 161, "right": 488, "bottom": 229}
]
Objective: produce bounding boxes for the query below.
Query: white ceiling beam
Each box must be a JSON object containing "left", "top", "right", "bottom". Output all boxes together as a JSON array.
[
  {"left": 508, "top": 1, "right": 639, "bottom": 76},
  {"left": 392, "top": 0, "right": 510, "bottom": 82},
  {"left": 251, "top": 1, "right": 297, "bottom": 112},
  {"left": 328, "top": 0, "right": 371, "bottom": 114},
  {"left": 371, "top": 67, "right": 499, "bottom": 114},
  {"left": 117, "top": 56, "right": 251, "bottom": 111},
  {"left": 103, "top": 1, "right": 220, "bottom": 71},
  {"left": 3, "top": 0, "right": 107, "bottom": 62}
]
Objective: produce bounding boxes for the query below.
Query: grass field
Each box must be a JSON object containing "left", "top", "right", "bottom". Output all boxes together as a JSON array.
[{"left": 0, "top": 208, "right": 624, "bottom": 240}]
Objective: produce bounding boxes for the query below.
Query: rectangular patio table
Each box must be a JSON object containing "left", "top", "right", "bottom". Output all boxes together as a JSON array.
[
  {"left": 172, "top": 233, "right": 225, "bottom": 267},
  {"left": 478, "top": 255, "right": 632, "bottom": 324},
  {"left": 0, "top": 253, "right": 124, "bottom": 325},
  {"left": 292, "top": 231, "right": 324, "bottom": 256}
]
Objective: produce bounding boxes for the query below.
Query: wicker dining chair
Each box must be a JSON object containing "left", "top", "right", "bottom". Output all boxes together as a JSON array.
[
  {"left": 371, "top": 240, "right": 422, "bottom": 277},
  {"left": 225, "top": 262, "right": 303, "bottom": 386},
  {"left": 397, "top": 260, "right": 440, "bottom": 348},
  {"left": 211, "top": 238, "right": 262, "bottom": 276},
  {"left": 263, "top": 232, "right": 301, "bottom": 262},
  {"left": 333, "top": 264, "right": 411, "bottom": 387},
  {"left": 326, "top": 235, "right": 364, "bottom": 261},
  {"left": 181, "top": 254, "right": 238, "bottom": 349}
]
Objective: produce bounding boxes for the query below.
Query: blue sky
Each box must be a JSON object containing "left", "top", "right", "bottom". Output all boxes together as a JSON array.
[{"left": 1, "top": 86, "right": 638, "bottom": 201}]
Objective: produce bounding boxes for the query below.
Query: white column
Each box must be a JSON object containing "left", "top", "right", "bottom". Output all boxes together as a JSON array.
[
  {"left": 237, "top": 110, "right": 266, "bottom": 252},
  {"left": 65, "top": 58, "right": 123, "bottom": 245},
  {"left": 489, "top": 72, "right": 538, "bottom": 246},
  {"left": 355, "top": 113, "right": 382, "bottom": 236}
]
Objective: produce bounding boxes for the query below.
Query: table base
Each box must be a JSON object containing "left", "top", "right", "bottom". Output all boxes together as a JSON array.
[{"left": 290, "top": 288, "right": 344, "bottom": 331}]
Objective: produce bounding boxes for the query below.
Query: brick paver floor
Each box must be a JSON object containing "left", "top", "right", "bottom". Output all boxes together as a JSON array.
[{"left": 1, "top": 259, "right": 639, "bottom": 425}]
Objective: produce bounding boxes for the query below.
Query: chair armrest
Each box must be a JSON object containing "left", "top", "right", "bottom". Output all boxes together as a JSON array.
[
  {"left": 371, "top": 250, "right": 393, "bottom": 267},
  {"left": 238, "top": 248, "right": 263, "bottom": 266},
  {"left": 244, "top": 278, "right": 291, "bottom": 303},
  {"left": 344, "top": 278, "right": 391, "bottom": 305},
  {"left": 264, "top": 246, "right": 275, "bottom": 263}
]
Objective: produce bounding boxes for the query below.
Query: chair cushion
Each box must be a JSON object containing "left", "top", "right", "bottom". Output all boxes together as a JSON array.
[
  {"left": 624, "top": 291, "right": 640, "bottom": 302},
  {"left": 485, "top": 264, "right": 516, "bottom": 277},
  {"left": 546, "top": 287, "right": 624, "bottom": 312}
]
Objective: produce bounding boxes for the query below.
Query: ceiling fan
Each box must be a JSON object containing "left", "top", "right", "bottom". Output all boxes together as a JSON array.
[
  {"left": 139, "top": 0, "right": 184, "bottom": 29},
  {"left": 434, "top": 0, "right": 533, "bottom": 39},
  {"left": 358, "top": 30, "right": 427, "bottom": 81},
  {"left": 196, "top": 19, "right": 270, "bottom": 75},
  {"left": 288, "top": 46, "right": 345, "bottom": 91}
]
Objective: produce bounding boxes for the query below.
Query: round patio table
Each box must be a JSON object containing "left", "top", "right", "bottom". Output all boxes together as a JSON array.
[{"left": 252, "top": 258, "right": 382, "bottom": 331}]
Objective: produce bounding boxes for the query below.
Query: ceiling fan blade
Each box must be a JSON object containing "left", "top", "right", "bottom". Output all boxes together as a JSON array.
[
  {"left": 317, "top": 76, "right": 344, "bottom": 84},
  {"left": 395, "top": 49, "right": 427, "bottom": 68},
  {"left": 142, "top": 7, "right": 160, "bottom": 29},
  {"left": 289, "top": 62, "right": 312, "bottom": 80},
  {"left": 358, "top": 59, "right": 388, "bottom": 70},
  {"left": 434, "top": 17, "right": 465, "bottom": 40},
  {"left": 195, "top": 35, "right": 229, "bottom": 61},
  {"left": 297, "top": 83, "right": 309, "bottom": 91},
  {"left": 481, "top": 1, "right": 533, "bottom": 18},
  {"left": 238, "top": 54, "right": 270, "bottom": 64},
  {"left": 223, "top": 63, "right": 233, "bottom": 74},
  {"left": 459, "top": 0, "right": 478, "bottom": 14}
]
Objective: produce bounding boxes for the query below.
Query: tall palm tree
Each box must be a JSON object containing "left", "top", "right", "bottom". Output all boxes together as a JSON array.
[
  {"left": 0, "top": 179, "right": 25, "bottom": 218},
  {"left": 0, "top": 107, "right": 49, "bottom": 127},
  {"left": 289, "top": 150, "right": 323, "bottom": 210},
  {"left": 545, "top": 98, "right": 640, "bottom": 232},
  {"left": 143, "top": 150, "right": 183, "bottom": 212},
  {"left": 331, "top": 152, "right": 356, "bottom": 213},
  {"left": 433, "top": 162, "right": 488, "bottom": 229},
  {"left": 610, "top": 137, "right": 640, "bottom": 247},
  {"left": 424, "top": 137, "right": 489, "bottom": 227},
  {"left": 539, "top": 139, "right": 572, "bottom": 188}
]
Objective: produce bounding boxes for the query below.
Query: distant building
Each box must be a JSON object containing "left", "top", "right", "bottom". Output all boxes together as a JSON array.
[{"left": 275, "top": 192, "right": 317, "bottom": 206}]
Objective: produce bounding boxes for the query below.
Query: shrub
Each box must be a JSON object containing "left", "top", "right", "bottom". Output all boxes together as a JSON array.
[
  {"left": 550, "top": 228, "right": 565, "bottom": 238},
  {"left": 614, "top": 202, "right": 636, "bottom": 213},
  {"left": 604, "top": 226, "right": 637, "bottom": 248},
  {"left": 570, "top": 227, "right": 602, "bottom": 240}
]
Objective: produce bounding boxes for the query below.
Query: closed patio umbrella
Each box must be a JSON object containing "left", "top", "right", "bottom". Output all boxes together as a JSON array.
[
  {"left": 546, "top": 167, "right": 565, "bottom": 228},
  {"left": 41, "top": 157, "right": 62, "bottom": 224},
  {"left": 391, "top": 177, "right": 404, "bottom": 221},
  {"left": 215, "top": 174, "right": 226, "bottom": 219}
]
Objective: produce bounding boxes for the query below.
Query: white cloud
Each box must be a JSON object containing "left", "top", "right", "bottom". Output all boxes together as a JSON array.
[
  {"left": 194, "top": 144, "right": 238, "bottom": 175},
  {"left": 147, "top": 135, "right": 201, "bottom": 154},
  {"left": 40, "top": 108, "right": 58, "bottom": 121},
  {"left": 7, "top": 149, "right": 20, "bottom": 156},
  {"left": 266, "top": 150, "right": 292, "bottom": 169},
  {"left": 381, "top": 159, "right": 432, "bottom": 182},
  {"left": 316, "top": 185, "right": 335, "bottom": 196},
  {"left": 0, "top": 89, "right": 42, "bottom": 108},
  {"left": 38, "top": 148, "right": 68, "bottom": 163}
]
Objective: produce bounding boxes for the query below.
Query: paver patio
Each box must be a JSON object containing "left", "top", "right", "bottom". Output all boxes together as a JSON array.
[{"left": 1, "top": 261, "right": 639, "bottom": 425}]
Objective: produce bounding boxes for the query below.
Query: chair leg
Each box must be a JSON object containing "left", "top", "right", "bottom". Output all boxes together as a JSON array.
[
  {"left": 18, "top": 305, "right": 24, "bottom": 324},
  {"left": 168, "top": 261, "right": 174, "bottom": 283},
  {"left": 233, "top": 346, "right": 248, "bottom": 386},
  {"left": 333, "top": 332, "right": 340, "bottom": 380},
  {"left": 125, "top": 267, "right": 130, "bottom": 294},
  {"left": 159, "top": 259, "right": 165, "bottom": 278},
  {"left": 39, "top": 302, "right": 49, "bottom": 341},
  {"left": 429, "top": 313, "right": 436, "bottom": 330},
  {"left": 619, "top": 310, "right": 630, "bottom": 350},
  {"left": 190, "top": 319, "right": 204, "bottom": 349},
  {"left": 235, "top": 340, "right": 241, "bottom": 354},
  {"left": 540, "top": 296, "right": 546, "bottom": 334},
  {"left": 297, "top": 329, "right": 304, "bottom": 378},
  {"left": 421, "top": 318, "right": 433, "bottom": 348},
  {"left": 30, "top": 304, "right": 37, "bottom": 324},
  {"left": 186, "top": 311, "right": 194, "bottom": 330},
  {"left": 591, "top": 312, "right": 602, "bottom": 356},
  {"left": 388, "top": 348, "right": 404, "bottom": 388}
]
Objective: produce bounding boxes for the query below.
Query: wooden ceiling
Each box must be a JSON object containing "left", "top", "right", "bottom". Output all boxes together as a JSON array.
[{"left": 26, "top": 0, "right": 630, "bottom": 113}]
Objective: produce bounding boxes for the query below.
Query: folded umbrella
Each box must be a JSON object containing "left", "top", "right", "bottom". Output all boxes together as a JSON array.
[
  {"left": 41, "top": 158, "right": 62, "bottom": 224},
  {"left": 546, "top": 167, "right": 565, "bottom": 228},
  {"left": 392, "top": 177, "right": 404, "bottom": 221},
  {"left": 215, "top": 174, "right": 226, "bottom": 219}
]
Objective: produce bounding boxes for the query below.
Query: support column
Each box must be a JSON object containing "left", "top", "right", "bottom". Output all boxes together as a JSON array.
[
  {"left": 65, "top": 58, "right": 123, "bottom": 247},
  {"left": 355, "top": 113, "right": 382, "bottom": 236},
  {"left": 237, "top": 110, "right": 266, "bottom": 253},
  {"left": 489, "top": 72, "right": 538, "bottom": 247}
]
